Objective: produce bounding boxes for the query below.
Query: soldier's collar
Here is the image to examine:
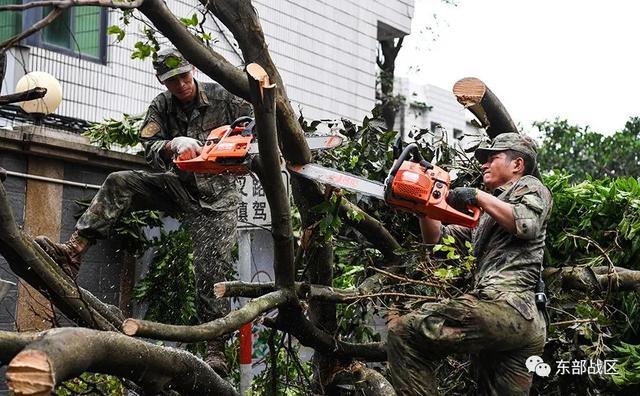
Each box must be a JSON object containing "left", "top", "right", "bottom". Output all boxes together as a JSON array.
[
  {"left": 492, "top": 179, "right": 518, "bottom": 196},
  {"left": 194, "top": 80, "right": 210, "bottom": 108}
]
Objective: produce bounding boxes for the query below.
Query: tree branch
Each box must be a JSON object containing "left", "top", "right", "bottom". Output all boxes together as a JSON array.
[
  {"left": 204, "top": 0, "right": 311, "bottom": 164},
  {"left": 0, "top": 7, "right": 64, "bottom": 51},
  {"left": 0, "top": 0, "right": 144, "bottom": 11},
  {"left": 339, "top": 200, "right": 401, "bottom": 266},
  {"left": 138, "top": 0, "right": 249, "bottom": 101},
  {"left": 5, "top": 328, "right": 237, "bottom": 396},
  {"left": 544, "top": 265, "right": 640, "bottom": 293},
  {"left": 0, "top": 180, "right": 122, "bottom": 330},
  {"left": 452, "top": 77, "right": 518, "bottom": 139},
  {"left": 266, "top": 307, "right": 388, "bottom": 361},
  {"left": 215, "top": 280, "right": 438, "bottom": 303},
  {"left": 0, "top": 87, "right": 47, "bottom": 105},
  {"left": 122, "top": 290, "right": 290, "bottom": 342},
  {"left": 246, "top": 63, "right": 295, "bottom": 288}
]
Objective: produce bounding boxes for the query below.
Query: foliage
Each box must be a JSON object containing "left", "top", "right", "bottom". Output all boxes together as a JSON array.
[
  {"left": 249, "top": 329, "right": 313, "bottom": 395},
  {"left": 55, "top": 373, "right": 125, "bottom": 396},
  {"left": 537, "top": 117, "right": 640, "bottom": 181},
  {"left": 82, "top": 113, "right": 144, "bottom": 150},
  {"left": 544, "top": 172, "right": 640, "bottom": 271},
  {"left": 133, "top": 225, "right": 198, "bottom": 326},
  {"left": 534, "top": 171, "right": 640, "bottom": 394},
  {"left": 108, "top": 9, "right": 216, "bottom": 60}
]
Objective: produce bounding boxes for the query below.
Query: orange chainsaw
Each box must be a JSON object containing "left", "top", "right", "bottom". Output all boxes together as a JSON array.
[
  {"left": 174, "top": 116, "right": 344, "bottom": 175},
  {"left": 288, "top": 143, "right": 481, "bottom": 228}
]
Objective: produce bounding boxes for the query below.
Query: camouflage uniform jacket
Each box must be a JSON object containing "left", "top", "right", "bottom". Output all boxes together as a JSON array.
[
  {"left": 140, "top": 80, "right": 252, "bottom": 210},
  {"left": 443, "top": 175, "right": 553, "bottom": 319}
]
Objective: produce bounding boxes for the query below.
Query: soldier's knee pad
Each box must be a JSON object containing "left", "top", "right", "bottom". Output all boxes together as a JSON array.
[{"left": 104, "top": 170, "right": 135, "bottom": 188}]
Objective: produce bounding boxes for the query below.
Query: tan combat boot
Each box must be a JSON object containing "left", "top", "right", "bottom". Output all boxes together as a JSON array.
[{"left": 34, "top": 231, "right": 92, "bottom": 278}]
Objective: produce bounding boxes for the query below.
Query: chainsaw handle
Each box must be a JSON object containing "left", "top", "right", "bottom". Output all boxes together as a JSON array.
[
  {"left": 389, "top": 143, "right": 432, "bottom": 177},
  {"left": 385, "top": 143, "right": 433, "bottom": 201},
  {"left": 463, "top": 204, "right": 482, "bottom": 227},
  {"left": 229, "top": 116, "right": 254, "bottom": 130}
]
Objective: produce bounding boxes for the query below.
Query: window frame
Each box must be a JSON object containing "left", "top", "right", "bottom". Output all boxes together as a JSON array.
[{"left": 24, "top": 3, "right": 108, "bottom": 64}]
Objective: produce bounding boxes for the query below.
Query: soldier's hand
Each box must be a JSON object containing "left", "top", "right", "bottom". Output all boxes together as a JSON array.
[
  {"left": 447, "top": 187, "right": 478, "bottom": 212},
  {"left": 170, "top": 136, "right": 202, "bottom": 160}
]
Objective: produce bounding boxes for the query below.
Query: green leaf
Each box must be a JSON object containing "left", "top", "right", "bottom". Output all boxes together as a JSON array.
[{"left": 107, "top": 25, "right": 125, "bottom": 42}]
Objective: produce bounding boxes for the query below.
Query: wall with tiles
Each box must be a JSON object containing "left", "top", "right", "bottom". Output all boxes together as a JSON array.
[{"left": 6, "top": 0, "right": 413, "bottom": 124}]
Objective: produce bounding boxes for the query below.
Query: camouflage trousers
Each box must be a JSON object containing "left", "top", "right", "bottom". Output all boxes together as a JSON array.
[
  {"left": 76, "top": 170, "right": 235, "bottom": 323},
  {"left": 387, "top": 293, "right": 546, "bottom": 396}
]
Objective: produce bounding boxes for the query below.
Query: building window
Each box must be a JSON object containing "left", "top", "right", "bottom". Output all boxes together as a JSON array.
[
  {"left": 41, "top": 6, "right": 106, "bottom": 61},
  {"left": 21, "top": 4, "right": 108, "bottom": 63},
  {"left": 0, "top": 0, "right": 22, "bottom": 42},
  {"left": 430, "top": 121, "right": 440, "bottom": 133},
  {"left": 453, "top": 128, "right": 463, "bottom": 139}
]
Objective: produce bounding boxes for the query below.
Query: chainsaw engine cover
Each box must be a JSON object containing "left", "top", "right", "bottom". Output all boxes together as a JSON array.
[
  {"left": 174, "top": 124, "right": 253, "bottom": 174},
  {"left": 388, "top": 161, "right": 480, "bottom": 228}
]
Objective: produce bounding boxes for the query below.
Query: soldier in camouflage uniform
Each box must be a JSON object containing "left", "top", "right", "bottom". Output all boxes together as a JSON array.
[
  {"left": 388, "top": 133, "right": 552, "bottom": 395},
  {"left": 35, "top": 48, "right": 251, "bottom": 375}
]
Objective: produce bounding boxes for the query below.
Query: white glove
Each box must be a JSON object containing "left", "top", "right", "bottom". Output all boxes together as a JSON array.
[{"left": 170, "top": 136, "right": 202, "bottom": 160}]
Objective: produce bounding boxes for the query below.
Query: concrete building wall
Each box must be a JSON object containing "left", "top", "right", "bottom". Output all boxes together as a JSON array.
[{"left": 395, "top": 77, "right": 481, "bottom": 142}]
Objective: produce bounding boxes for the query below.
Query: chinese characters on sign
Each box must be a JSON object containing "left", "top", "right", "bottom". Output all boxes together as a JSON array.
[{"left": 236, "top": 171, "right": 289, "bottom": 229}]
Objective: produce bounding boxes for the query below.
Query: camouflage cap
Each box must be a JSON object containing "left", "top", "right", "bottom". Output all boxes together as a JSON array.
[
  {"left": 153, "top": 48, "right": 192, "bottom": 82},
  {"left": 474, "top": 132, "right": 538, "bottom": 164}
]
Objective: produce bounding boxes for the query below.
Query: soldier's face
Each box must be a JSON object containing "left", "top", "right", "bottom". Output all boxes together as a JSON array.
[
  {"left": 162, "top": 70, "right": 197, "bottom": 104},
  {"left": 481, "top": 152, "right": 519, "bottom": 190}
]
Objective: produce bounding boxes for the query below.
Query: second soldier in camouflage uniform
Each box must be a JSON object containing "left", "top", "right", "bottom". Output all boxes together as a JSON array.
[
  {"left": 388, "top": 133, "right": 552, "bottom": 395},
  {"left": 36, "top": 48, "right": 251, "bottom": 375}
]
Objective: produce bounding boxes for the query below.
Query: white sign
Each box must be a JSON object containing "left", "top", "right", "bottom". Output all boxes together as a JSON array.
[{"left": 236, "top": 171, "right": 289, "bottom": 230}]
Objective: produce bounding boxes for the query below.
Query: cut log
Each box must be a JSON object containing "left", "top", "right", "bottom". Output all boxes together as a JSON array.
[{"left": 453, "top": 77, "right": 518, "bottom": 138}]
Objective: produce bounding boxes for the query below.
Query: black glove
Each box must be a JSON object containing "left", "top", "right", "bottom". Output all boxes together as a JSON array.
[{"left": 447, "top": 187, "right": 478, "bottom": 212}]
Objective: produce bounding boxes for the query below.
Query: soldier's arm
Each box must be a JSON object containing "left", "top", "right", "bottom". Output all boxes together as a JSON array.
[
  {"left": 479, "top": 178, "right": 551, "bottom": 239},
  {"left": 418, "top": 217, "right": 441, "bottom": 244},
  {"left": 419, "top": 217, "right": 472, "bottom": 254},
  {"left": 476, "top": 190, "right": 517, "bottom": 234},
  {"left": 140, "top": 99, "right": 173, "bottom": 170}
]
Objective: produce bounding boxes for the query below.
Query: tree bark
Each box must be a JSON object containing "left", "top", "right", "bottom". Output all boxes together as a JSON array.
[
  {"left": 122, "top": 289, "right": 290, "bottom": 342},
  {"left": 138, "top": 0, "right": 250, "bottom": 101},
  {"left": 4, "top": 328, "right": 237, "bottom": 396},
  {"left": 544, "top": 265, "right": 640, "bottom": 293},
  {"left": 0, "top": 88, "right": 47, "bottom": 105},
  {"left": 0, "top": 179, "right": 122, "bottom": 331},
  {"left": 452, "top": 77, "right": 518, "bottom": 139},
  {"left": 377, "top": 37, "right": 404, "bottom": 131},
  {"left": 339, "top": 200, "right": 401, "bottom": 267}
]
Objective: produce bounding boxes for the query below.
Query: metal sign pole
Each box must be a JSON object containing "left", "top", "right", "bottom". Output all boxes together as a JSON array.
[{"left": 237, "top": 229, "right": 253, "bottom": 395}]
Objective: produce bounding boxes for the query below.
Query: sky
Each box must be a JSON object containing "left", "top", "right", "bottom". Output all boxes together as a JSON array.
[{"left": 395, "top": 0, "right": 640, "bottom": 136}]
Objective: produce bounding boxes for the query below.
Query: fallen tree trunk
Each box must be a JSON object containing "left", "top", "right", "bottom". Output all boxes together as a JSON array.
[{"left": 4, "top": 328, "right": 236, "bottom": 396}]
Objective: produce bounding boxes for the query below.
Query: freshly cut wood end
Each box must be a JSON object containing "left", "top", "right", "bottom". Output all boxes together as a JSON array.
[
  {"left": 214, "top": 283, "right": 225, "bottom": 298},
  {"left": 453, "top": 77, "right": 486, "bottom": 107},
  {"left": 246, "top": 63, "right": 276, "bottom": 88},
  {"left": 122, "top": 319, "right": 140, "bottom": 336},
  {"left": 7, "top": 349, "right": 55, "bottom": 396}
]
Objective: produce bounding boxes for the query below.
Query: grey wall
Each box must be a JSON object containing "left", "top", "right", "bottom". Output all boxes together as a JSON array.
[{"left": 62, "top": 162, "right": 122, "bottom": 306}]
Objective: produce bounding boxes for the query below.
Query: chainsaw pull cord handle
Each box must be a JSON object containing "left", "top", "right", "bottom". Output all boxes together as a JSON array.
[{"left": 384, "top": 143, "right": 433, "bottom": 201}]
